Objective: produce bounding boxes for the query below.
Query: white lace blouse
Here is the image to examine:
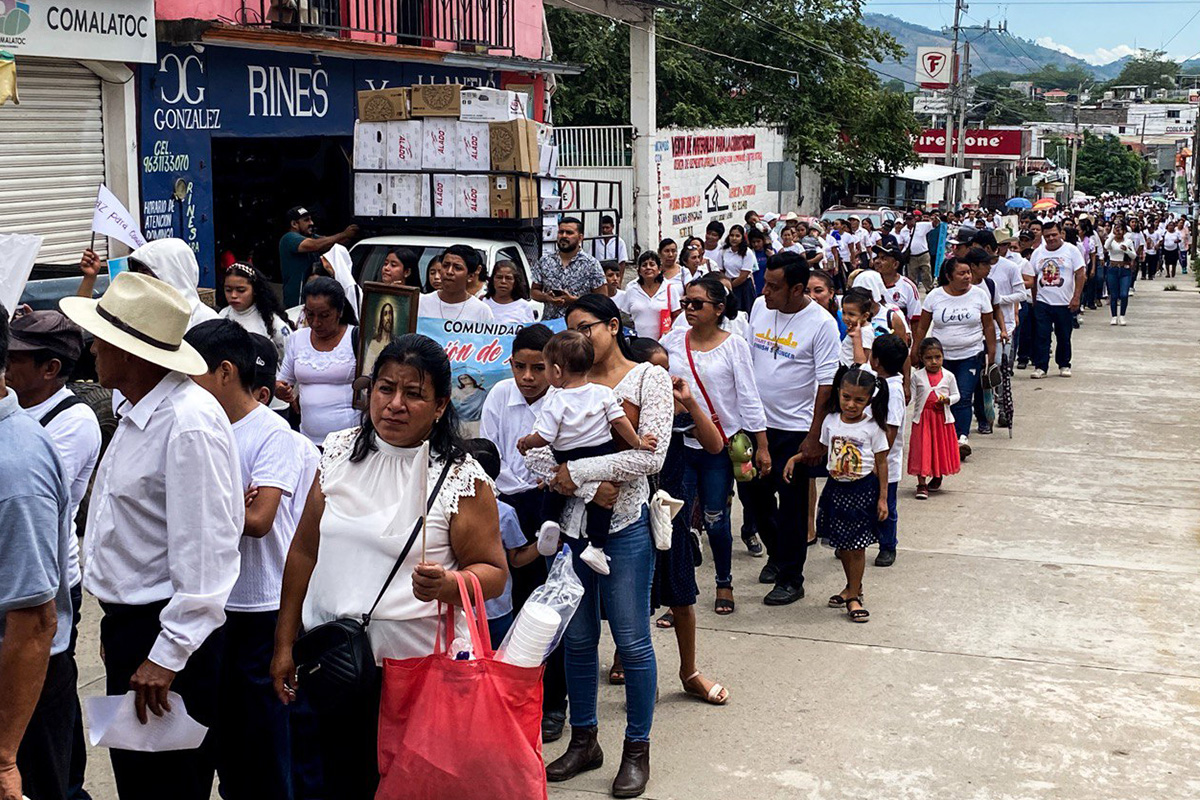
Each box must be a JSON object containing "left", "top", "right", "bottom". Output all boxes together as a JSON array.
[
  {"left": 278, "top": 326, "right": 358, "bottom": 445},
  {"left": 526, "top": 362, "right": 673, "bottom": 534},
  {"left": 302, "top": 428, "right": 491, "bottom": 663}
]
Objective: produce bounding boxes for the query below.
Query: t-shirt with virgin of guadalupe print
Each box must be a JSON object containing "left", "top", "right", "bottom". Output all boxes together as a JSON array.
[
  {"left": 1022, "top": 242, "right": 1085, "bottom": 307},
  {"left": 820, "top": 413, "right": 890, "bottom": 483}
]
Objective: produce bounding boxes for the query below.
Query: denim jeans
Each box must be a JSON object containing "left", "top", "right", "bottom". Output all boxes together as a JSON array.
[
  {"left": 1017, "top": 302, "right": 1036, "bottom": 365},
  {"left": 1033, "top": 302, "right": 1073, "bottom": 371},
  {"left": 680, "top": 445, "right": 735, "bottom": 589},
  {"left": 943, "top": 353, "right": 983, "bottom": 439},
  {"left": 563, "top": 507, "right": 657, "bottom": 741},
  {"left": 1107, "top": 267, "right": 1133, "bottom": 317},
  {"left": 875, "top": 481, "right": 899, "bottom": 550}
]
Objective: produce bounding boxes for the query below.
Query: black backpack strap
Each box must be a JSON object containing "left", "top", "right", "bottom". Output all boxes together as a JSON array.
[
  {"left": 38, "top": 395, "right": 86, "bottom": 428},
  {"left": 363, "top": 458, "right": 455, "bottom": 625}
]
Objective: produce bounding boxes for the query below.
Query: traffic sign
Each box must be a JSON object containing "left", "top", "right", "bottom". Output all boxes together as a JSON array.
[{"left": 913, "top": 96, "right": 950, "bottom": 115}]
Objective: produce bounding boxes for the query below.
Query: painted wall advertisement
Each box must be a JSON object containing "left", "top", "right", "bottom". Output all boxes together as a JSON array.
[
  {"left": 655, "top": 127, "right": 774, "bottom": 242},
  {"left": 139, "top": 44, "right": 493, "bottom": 286}
]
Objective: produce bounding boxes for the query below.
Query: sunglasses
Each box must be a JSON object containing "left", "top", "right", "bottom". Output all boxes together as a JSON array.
[{"left": 679, "top": 298, "right": 720, "bottom": 310}]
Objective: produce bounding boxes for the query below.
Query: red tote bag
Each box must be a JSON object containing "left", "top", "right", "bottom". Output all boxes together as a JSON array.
[{"left": 376, "top": 572, "right": 547, "bottom": 800}]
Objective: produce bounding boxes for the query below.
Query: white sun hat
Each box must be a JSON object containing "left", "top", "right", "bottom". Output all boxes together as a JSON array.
[{"left": 59, "top": 271, "right": 207, "bottom": 375}]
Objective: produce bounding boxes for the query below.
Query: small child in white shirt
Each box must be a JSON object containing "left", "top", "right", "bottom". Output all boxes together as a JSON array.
[
  {"left": 518, "top": 330, "right": 656, "bottom": 574},
  {"left": 838, "top": 288, "right": 876, "bottom": 369}
]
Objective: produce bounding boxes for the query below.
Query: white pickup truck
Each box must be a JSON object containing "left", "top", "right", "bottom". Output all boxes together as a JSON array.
[{"left": 349, "top": 234, "right": 544, "bottom": 319}]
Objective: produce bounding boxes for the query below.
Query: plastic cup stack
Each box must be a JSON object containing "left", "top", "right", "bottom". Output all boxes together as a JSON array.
[{"left": 499, "top": 601, "right": 560, "bottom": 667}]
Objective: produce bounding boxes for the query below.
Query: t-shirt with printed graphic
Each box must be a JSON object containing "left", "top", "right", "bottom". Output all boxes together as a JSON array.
[
  {"left": 1022, "top": 242, "right": 1085, "bottom": 307},
  {"left": 819, "top": 413, "right": 890, "bottom": 482}
]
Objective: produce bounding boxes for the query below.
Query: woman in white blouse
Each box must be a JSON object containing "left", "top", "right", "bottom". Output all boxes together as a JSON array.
[
  {"left": 616, "top": 250, "right": 682, "bottom": 339},
  {"left": 276, "top": 277, "right": 359, "bottom": 445},
  {"left": 662, "top": 274, "right": 767, "bottom": 615},
  {"left": 483, "top": 259, "right": 536, "bottom": 324},
  {"left": 272, "top": 333, "right": 506, "bottom": 799},
  {"left": 534, "top": 294, "right": 671, "bottom": 798},
  {"left": 717, "top": 224, "right": 759, "bottom": 314}
]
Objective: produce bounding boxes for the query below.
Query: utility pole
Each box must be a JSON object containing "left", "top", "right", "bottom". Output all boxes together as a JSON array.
[
  {"left": 1068, "top": 83, "right": 1081, "bottom": 201},
  {"left": 944, "top": 0, "right": 964, "bottom": 209},
  {"left": 955, "top": 42, "right": 971, "bottom": 207},
  {"left": 1191, "top": 119, "right": 1199, "bottom": 261}
]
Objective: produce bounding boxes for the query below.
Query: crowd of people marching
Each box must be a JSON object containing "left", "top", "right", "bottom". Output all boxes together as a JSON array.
[{"left": 0, "top": 194, "right": 1191, "bottom": 800}]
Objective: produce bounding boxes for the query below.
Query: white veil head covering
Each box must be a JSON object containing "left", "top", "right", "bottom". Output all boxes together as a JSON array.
[
  {"left": 323, "top": 243, "right": 361, "bottom": 313},
  {"left": 129, "top": 238, "right": 219, "bottom": 328}
]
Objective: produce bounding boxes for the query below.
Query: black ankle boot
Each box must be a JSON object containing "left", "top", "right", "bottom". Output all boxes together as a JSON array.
[
  {"left": 546, "top": 725, "right": 603, "bottom": 782},
  {"left": 611, "top": 738, "right": 650, "bottom": 798}
]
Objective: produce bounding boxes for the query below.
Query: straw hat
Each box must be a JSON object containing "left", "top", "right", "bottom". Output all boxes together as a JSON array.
[{"left": 59, "top": 272, "right": 207, "bottom": 375}]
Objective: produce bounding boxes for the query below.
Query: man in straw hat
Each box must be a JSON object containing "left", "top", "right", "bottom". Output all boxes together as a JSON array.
[
  {"left": 60, "top": 272, "right": 243, "bottom": 799},
  {"left": 0, "top": 303, "right": 75, "bottom": 800}
]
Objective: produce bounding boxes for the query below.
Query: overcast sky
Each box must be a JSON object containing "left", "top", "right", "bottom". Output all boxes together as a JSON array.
[{"left": 863, "top": 0, "right": 1200, "bottom": 65}]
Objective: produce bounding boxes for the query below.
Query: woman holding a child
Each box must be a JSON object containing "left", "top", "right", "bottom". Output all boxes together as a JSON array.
[{"left": 529, "top": 294, "right": 673, "bottom": 798}]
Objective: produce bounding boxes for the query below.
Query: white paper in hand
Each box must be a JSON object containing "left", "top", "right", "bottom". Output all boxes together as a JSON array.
[{"left": 85, "top": 691, "right": 207, "bottom": 752}]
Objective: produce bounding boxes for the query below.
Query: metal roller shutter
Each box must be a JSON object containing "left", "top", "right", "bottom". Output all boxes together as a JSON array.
[{"left": 0, "top": 57, "right": 107, "bottom": 264}]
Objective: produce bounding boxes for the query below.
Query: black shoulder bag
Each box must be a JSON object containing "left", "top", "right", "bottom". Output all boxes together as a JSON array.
[{"left": 293, "top": 458, "right": 452, "bottom": 711}]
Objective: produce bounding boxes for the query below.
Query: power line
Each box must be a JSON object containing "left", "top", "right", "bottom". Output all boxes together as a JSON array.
[
  {"left": 556, "top": 0, "right": 800, "bottom": 76},
  {"left": 1161, "top": 5, "right": 1200, "bottom": 49}
]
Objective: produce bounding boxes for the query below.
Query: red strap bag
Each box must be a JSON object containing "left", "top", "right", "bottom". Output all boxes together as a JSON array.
[{"left": 376, "top": 571, "right": 546, "bottom": 800}]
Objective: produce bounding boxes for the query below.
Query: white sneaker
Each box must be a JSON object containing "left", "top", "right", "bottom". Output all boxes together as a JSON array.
[
  {"left": 1031, "top": 369, "right": 1046, "bottom": 380},
  {"left": 536, "top": 521, "right": 561, "bottom": 557},
  {"left": 580, "top": 544, "right": 610, "bottom": 575},
  {"left": 1118, "top": 316, "right": 1127, "bottom": 326},
  {"left": 1059, "top": 367, "right": 1072, "bottom": 378},
  {"left": 1110, "top": 316, "right": 1118, "bottom": 326}
]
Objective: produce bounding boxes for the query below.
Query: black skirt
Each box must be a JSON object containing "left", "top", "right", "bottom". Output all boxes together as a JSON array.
[
  {"left": 816, "top": 473, "right": 880, "bottom": 550},
  {"left": 651, "top": 432, "right": 700, "bottom": 610}
]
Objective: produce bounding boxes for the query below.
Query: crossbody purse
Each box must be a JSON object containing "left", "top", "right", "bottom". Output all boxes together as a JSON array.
[{"left": 292, "top": 458, "right": 452, "bottom": 710}]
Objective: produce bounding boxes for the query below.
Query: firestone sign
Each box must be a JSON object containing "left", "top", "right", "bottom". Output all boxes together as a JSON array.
[
  {"left": 0, "top": 0, "right": 156, "bottom": 63},
  {"left": 914, "top": 128, "right": 1023, "bottom": 159}
]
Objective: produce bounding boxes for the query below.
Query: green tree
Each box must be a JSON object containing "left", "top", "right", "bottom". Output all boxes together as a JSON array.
[
  {"left": 1074, "top": 132, "right": 1147, "bottom": 195},
  {"left": 975, "top": 87, "right": 1051, "bottom": 125},
  {"left": 1103, "top": 49, "right": 1178, "bottom": 91},
  {"left": 546, "top": 0, "right": 922, "bottom": 176}
]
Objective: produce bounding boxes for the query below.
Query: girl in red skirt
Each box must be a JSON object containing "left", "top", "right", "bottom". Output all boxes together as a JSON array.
[{"left": 908, "top": 338, "right": 961, "bottom": 499}]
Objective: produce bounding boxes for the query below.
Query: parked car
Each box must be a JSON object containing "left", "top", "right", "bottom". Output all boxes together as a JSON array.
[{"left": 820, "top": 205, "right": 899, "bottom": 229}]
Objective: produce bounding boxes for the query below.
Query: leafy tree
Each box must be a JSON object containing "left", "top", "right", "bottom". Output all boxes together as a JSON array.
[
  {"left": 546, "top": 0, "right": 922, "bottom": 176},
  {"left": 1103, "top": 49, "right": 1178, "bottom": 91},
  {"left": 974, "top": 87, "right": 1051, "bottom": 125},
  {"left": 1074, "top": 132, "right": 1147, "bottom": 195}
]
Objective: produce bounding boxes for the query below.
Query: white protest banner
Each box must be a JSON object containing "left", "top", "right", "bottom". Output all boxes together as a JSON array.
[
  {"left": 0, "top": 233, "right": 43, "bottom": 315},
  {"left": 92, "top": 184, "right": 148, "bottom": 250}
]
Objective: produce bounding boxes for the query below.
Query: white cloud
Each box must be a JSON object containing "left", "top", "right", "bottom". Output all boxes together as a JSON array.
[{"left": 1034, "top": 37, "right": 1139, "bottom": 66}]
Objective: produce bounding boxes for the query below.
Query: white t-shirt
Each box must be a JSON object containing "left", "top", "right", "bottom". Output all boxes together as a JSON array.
[
  {"left": 1105, "top": 235, "right": 1136, "bottom": 264},
  {"left": 534, "top": 383, "right": 625, "bottom": 451},
  {"left": 1146, "top": 230, "right": 1163, "bottom": 254},
  {"left": 615, "top": 279, "right": 682, "bottom": 339},
  {"left": 882, "top": 276, "right": 921, "bottom": 319},
  {"left": 745, "top": 297, "right": 841, "bottom": 431},
  {"left": 910, "top": 221, "right": 933, "bottom": 255},
  {"left": 839, "top": 321, "right": 876, "bottom": 368},
  {"left": 880, "top": 373, "right": 906, "bottom": 483},
  {"left": 228, "top": 405, "right": 319, "bottom": 612},
  {"left": 1022, "top": 243, "right": 1086, "bottom": 306},
  {"left": 25, "top": 386, "right": 101, "bottom": 589},
  {"left": 922, "top": 286, "right": 993, "bottom": 360},
  {"left": 820, "top": 413, "right": 890, "bottom": 482},
  {"left": 418, "top": 293, "right": 495, "bottom": 322},
  {"left": 718, "top": 248, "right": 757, "bottom": 280},
  {"left": 988, "top": 256, "right": 1027, "bottom": 331},
  {"left": 662, "top": 329, "right": 766, "bottom": 448},
  {"left": 483, "top": 297, "right": 535, "bottom": 325},
  {"left": 1163, "top": 231, "right": 1182, "bottom": 251}
]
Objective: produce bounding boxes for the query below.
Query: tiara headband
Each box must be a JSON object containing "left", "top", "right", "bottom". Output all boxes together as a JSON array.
[{"left": 226, "top": 263, "right": 256, "bottom": 280}]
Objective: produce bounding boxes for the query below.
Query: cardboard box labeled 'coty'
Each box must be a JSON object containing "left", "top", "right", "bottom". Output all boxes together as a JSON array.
[
  {"left": 357, "top": 88, "right": 410, "bottom": 122},
  {"left": 489, "top": 118, "right": 540, "bottom": 174},
  {"left": 410, "top": 84, "right": 462, "bottom": 117}
]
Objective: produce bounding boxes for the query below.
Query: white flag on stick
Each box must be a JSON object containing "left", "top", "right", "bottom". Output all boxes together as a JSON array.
[
  {"left": 0, "top": 233, "right": 42, "bottom": 315},
  {"left": 92, "top": 184, "right": 147, "bottom": 250}
]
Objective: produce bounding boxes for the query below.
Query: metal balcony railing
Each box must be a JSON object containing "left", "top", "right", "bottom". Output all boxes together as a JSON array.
[{"left": 246, "top": 0, "right": 514, "bottom": 54}]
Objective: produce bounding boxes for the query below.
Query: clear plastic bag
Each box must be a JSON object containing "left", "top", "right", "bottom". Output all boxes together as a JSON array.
[{"left": 497, "top": 548, "right": 584, "bottom": 668}]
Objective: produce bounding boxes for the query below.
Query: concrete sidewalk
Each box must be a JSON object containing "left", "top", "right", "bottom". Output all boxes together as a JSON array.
[{"left": 74, "top": 283, "right": 1200, "bottom": 799}]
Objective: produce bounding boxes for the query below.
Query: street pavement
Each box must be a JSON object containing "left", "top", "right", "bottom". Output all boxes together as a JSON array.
[{"left": 76, "top": 281, "right": 1200, "bottom": 799}]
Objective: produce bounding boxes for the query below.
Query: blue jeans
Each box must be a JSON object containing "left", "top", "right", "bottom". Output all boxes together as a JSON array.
[
  {"left": 680, "top": 445, "right": 735, "bottom": 589},
  {"left": 1107, "top": 267, "right": 1132, "bottom": 317},
  {"left": 943, "top": 353, "right": 983, "bottom": 439},
  {"left": 875, "top": 481, "right": 899, "bottom": 550},
  {"left": 564, "top": 508, "right": 657, "bottom": 741},
  {"left": 1033, "top": 302, "right": 1073, "bottom": 372}
]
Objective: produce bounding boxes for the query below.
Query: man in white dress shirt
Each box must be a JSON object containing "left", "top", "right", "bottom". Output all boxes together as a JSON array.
[
  {"left": 588, "top": 215, "right": 629, "bottom": 268},
  {"left": 60, "top": 273, "right": 243, "bottom": 800}
]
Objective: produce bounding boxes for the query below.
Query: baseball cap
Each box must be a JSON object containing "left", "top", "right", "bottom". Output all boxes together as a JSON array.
[
  {"left": 248, "top": 333, "right": 278, "bottom": 394},
  {"left": 948, "top": 226, "right": 977, "bottom": 246},
  {"left": 286, "top": 206, "right": 312, "bottom": 222},
  {"left": 8, "top": 310, "right": 84, "bottom": 362},
  {"left": 764, "top": 212, "right": 780, "bottom": 222}
]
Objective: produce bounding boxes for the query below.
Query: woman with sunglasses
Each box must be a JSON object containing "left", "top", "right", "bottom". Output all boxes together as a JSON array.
[{"left": 662, "top": 275, "right": 767, "bottom": 616}]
